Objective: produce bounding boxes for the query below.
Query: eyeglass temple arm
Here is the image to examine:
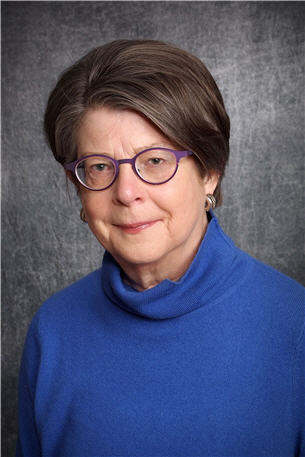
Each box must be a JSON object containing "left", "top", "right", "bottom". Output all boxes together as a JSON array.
[
  {"left": 176, "top": 150, "right": 193, "bottom": 160},
  {"left": 63, "top": 162, "right": 76, "bottom": 172}
]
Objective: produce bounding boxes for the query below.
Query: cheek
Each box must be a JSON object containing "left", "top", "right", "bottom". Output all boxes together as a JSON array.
[
  {"left": 81, "top": 192, "right": 110, "bottom": 222},
  {"left": 155, "top": 181, "right": 204, "bottom": 224}
]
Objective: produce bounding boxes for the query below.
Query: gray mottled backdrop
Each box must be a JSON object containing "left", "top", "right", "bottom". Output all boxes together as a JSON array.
[{"left": 2, "top": 1, "right": 304, "bottom": 455}]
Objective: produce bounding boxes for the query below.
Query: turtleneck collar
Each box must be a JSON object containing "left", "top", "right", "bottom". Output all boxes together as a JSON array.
[{"left": 101, "top": 212, "right": 240, "bottom": 320}]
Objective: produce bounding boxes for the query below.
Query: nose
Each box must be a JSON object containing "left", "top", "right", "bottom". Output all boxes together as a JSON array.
[{"left": 112, "top": 163, "right": 145, "bottom": 205}]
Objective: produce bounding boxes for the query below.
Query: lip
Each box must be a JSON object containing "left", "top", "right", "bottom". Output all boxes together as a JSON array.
[{"left": 115, "top": 220, "right": 159, "bottom": 234}]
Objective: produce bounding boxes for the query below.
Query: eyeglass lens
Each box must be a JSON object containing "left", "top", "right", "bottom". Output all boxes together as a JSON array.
[
  {"left": 76, "top": 149, "right": 178, "bottom": 190},
  {"left": 76, "top": 156, "right": 116, "bottom": 190}
]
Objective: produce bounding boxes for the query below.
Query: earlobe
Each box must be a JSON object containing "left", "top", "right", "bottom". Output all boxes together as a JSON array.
[
  {"left": 65, "top": 169, "right": 74, "bottom": 183},
  {"left": 205, "top": 193, "right": 217, "bottom": 211}
]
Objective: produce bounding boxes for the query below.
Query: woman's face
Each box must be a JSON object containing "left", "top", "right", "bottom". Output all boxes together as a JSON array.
[{"left": 76, "top": 107, "right": 218, "bottom": 278}]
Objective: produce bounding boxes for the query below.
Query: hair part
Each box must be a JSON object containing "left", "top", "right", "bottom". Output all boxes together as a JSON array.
[{"left": 44, "top": 39, "right": 230, "bottom": 205}]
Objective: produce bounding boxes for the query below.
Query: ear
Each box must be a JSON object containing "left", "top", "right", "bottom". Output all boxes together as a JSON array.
[{"left": 203, "top": 171, "right": 220, "bottom": 195}]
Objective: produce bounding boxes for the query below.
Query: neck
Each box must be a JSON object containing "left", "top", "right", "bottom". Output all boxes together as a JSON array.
[{"left": 122, "top": 256, "right": 195, "bottom": 292}]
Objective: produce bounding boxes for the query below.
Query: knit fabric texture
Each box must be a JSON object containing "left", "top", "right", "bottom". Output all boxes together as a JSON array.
[{"left": 16, "top": 214, "right": 305, "bottom": 457}]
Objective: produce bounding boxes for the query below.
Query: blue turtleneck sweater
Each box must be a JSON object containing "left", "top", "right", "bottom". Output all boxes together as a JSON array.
[{"left": 16, "top": 214, "right": 304, "bottom": 457}]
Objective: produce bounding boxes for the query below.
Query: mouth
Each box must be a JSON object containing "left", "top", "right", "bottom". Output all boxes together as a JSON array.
[{"left": 114, "top": 220, "right": 159, "bottom": 234}]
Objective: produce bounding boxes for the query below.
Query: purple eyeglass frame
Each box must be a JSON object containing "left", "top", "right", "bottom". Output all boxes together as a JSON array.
[{"left": 64, "top": 147, "right": 193, "bottom": 191}]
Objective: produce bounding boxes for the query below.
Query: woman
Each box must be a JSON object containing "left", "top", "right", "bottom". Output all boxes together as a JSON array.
[{"left": 16, "top": 40, "right": 304, "bottom": 456}]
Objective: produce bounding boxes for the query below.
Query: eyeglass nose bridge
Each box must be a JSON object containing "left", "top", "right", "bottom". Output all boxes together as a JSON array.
[
  {"left": 117, "top": 158, "right": 135, "bottom": 165},
  {"left": 114, "top": 157, "right": 139, "bottom": 182}
]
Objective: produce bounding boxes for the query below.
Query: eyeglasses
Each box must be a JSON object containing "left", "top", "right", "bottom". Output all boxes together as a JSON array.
[{"left": 64, "top": 147, "right": 193, "bottom": 191}]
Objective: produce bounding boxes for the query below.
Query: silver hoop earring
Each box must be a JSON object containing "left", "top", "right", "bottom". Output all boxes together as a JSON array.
[
  {"left": 205, "top": 193, "right": 216, "bottom": 211},
  {"left": 80, "top": 208, "right": 87, "bottom": 223}
]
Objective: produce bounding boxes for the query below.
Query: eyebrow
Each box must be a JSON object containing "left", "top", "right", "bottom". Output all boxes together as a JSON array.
[
  {"left": 79, "top": 142, "right": 174, "bottom": 158},
  {"left": 134, "top": 142, "right": 173, "bottom": 153}
]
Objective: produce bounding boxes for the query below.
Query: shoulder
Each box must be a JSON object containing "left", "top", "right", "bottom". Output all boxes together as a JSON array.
[
  {"left": 52, "top": 267, "right": 102, "bottom": 298},
  {"left": 243, "top": 250, "right": 305, "bottom": 305},
  {"left": 45, "top": 267, "right": 102, "bottom": 308},
  {"left": 214, "top": 214, "right": 305, "bottom": 344},
  {"left": 214, "top": 214, "right": 304, "bottom": 309},
  {"left": 30, "top": 268, "right": 103, "bottom": 336},
  {"left": 233, "top": 248, "right": 305, "bottom": 344}
]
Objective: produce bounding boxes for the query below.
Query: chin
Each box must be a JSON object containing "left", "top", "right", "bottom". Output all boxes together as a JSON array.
[{"left": 108, "top": 239, "right": 171, "bottom": 267}]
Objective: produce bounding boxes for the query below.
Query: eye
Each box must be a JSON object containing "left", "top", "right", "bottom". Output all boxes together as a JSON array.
[
  {"left": 83, "top": 159, "right": 114, "bottom": 174},
  {"left": 148, "top": 157, "right": 164, "bottom": 166},
  {"left": 91, "top": 163, "right": 109, "bottom": 172}
]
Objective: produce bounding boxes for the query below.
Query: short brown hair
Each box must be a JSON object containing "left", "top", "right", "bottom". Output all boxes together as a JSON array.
[{"left": 44, "top": 39, "right": 230, "bottom": 205}]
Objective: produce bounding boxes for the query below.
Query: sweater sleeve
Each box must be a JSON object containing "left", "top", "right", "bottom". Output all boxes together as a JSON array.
[{"left": 16, "top": 314, "right": 42, "bottom": 457}]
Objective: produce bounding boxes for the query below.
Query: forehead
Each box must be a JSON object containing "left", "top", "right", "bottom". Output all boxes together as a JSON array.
[{"left": 76, "top": 107, "right": 172, "bottom": 155}]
